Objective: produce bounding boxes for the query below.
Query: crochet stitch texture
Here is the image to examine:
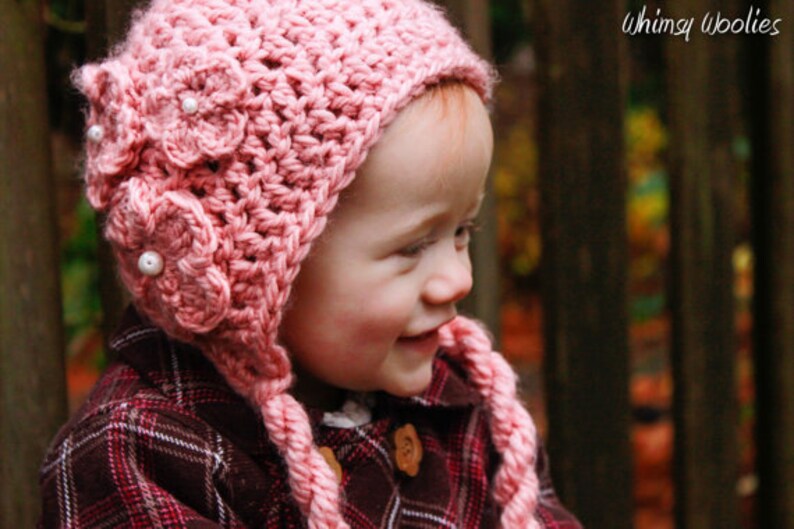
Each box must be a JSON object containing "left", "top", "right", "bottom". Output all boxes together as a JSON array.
[{"left": 76, "top": 0, "right": 541, "bottom": 527}]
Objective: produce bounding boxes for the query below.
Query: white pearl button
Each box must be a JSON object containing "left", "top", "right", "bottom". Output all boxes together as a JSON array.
[
  {"left": 181, "top": 97, "right": 199, "bottom": 114},
  {"left": 138, "top": 251, "right": 164, "bottom": 277},
  {"left": 87, "top": 124, "right": 104, "bottom": 143}
]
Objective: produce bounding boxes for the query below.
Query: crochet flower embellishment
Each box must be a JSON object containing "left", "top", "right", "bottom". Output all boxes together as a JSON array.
[
  {"left": 77, "top": 62, "right": 144, "bottom": 210},
  {"left": 142, "top": 50, "right": 249, "bottom": 168},
  {"left": 106, "top": 178, "right": 231, "bottom": 335}
]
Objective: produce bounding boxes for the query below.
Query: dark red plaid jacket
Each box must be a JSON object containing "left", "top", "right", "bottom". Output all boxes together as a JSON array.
[{"left": 40, "top": 307, "right": 582, "bottom": 528}]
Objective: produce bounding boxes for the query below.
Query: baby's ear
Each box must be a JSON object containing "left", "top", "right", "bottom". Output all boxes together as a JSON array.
[{"left": 106, "top": 178, "right": 231, "bottom": 337}]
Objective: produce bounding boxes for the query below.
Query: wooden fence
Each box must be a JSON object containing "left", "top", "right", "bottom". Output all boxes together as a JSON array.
[
  {"left": 749, "top": 0, "right": 794, "bottom": 526},
  {"left": 666, "top": 0, "right": 741, "bottom": 526},
  {"left": 1, "top": 0, "right": 792, "bottom": 528},
  {"left": 534, "top": 1, "right": 633, "bottom": 527},
  {"left": 0, "top": 2, "right": 67, "bottom": 527}
]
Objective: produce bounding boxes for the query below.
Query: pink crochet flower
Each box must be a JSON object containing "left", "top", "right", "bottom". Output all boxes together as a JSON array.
[
  {"left": 106, "top": 178, "right": 231, "bottom": 335},
  {"left": 78, "top": 62, "right": 144, "bottom": 209},
  {"left": 142, "top": 49, "right": 249, "bottom": 168}
]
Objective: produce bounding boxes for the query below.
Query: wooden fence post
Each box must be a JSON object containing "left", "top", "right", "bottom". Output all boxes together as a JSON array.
[
  {"left": 0, "top": 1, "right": 67, "bottom": 526},
  {"left": 534, "top": 1, "right": 633, "bottom": 526},
  {"left": 665, "top": 1, "right": 741, "bottom": 527},
  {"left": 750, "top": 0, "right": 794, "bottom": 526}
]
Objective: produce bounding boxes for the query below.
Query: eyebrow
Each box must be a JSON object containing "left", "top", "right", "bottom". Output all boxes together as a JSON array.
[{"left": 391, "top": 190, "right": 487, "bottom": 239}]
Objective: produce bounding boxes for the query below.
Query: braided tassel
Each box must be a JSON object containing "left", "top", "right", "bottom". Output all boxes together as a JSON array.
[
  {"left": 256, "top": 384, "right": 351, "bottom": 529},
  {"left": 440, "top": 316, "right": 541, "bottom": 529}
]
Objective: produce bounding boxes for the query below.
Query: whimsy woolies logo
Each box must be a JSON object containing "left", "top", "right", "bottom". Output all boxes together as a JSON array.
[{"left": 623, "top": 5, "right": 782, "bottom": 42}]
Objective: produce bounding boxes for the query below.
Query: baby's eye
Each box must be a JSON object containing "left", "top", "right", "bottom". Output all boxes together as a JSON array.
[
  {"left": 454, "top": 219, "right": 480, "bottom": 248},
  {"left": 398, "top": 239, "right": 432, "bottom": 258}
]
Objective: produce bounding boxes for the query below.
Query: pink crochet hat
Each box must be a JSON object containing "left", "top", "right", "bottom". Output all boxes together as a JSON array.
[{"left": 77, "top": 0, "right": 540, "bottom": 526}]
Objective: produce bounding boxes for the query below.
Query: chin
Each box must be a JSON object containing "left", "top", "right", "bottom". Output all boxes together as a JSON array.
[{"left": 384, "top": 369, "right": 434, "bottom": 398}]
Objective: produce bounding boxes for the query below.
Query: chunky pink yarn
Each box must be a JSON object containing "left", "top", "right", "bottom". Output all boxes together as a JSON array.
[
  {"left": 439, "top": 318, "right": 541, "bottom": 529},
  {"left": 77, "top": 0, "right": 540, "bottom": 526}
]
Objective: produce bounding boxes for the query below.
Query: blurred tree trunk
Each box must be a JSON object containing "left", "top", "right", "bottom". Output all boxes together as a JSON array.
[
  {"left": 0, "top": 1, "right": 67, "bottom": 527},
  {"left": 534, "top": 1, "right": 633, "bottom": 527},
  {"left": 750, "top": 0, "right": 794, "bottom": 526},
  {"left": 84, "top": 0, "right": 145, "bottom": 352},
  {"left": 665, "top": 0, "right": 741, "bottom": 527}
]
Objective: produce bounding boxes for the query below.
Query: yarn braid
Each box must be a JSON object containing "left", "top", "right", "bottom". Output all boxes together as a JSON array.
[
  {"left": 207, "top": 343, "right": 350, "bottom": 528},
  {"left": 258, "top": 390, "right": 350, "bottom": 528},
  {"left": 440, "top": 317, "right": 541, "bottom": 529}
]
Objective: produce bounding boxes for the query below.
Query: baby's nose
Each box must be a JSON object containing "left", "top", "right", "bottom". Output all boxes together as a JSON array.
[{"left": 423, "top": 253, "right": 473, "bottom": 306}]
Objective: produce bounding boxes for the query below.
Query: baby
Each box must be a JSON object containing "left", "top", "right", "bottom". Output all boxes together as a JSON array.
[{"left": 40, "top": 1, "right": 581, "bottom": 527}]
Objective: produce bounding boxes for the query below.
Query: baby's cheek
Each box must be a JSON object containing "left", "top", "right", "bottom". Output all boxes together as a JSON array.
[{"left": 313, "top": 271, "right": 418, "bottom": 359}]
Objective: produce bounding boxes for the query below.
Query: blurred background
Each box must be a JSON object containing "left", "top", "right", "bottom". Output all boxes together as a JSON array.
[{"left": 2, "top": 0, "right": 792, "bottom": 528}]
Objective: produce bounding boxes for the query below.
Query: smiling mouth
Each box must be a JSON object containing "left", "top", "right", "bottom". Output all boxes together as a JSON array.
[
  {"left": 400, "top": 330, "right": 436, "bottom": 342},
  {"left": 399, "top": 316, "right": 456, "bottom": 344},
  {"left": 397, "top": 329, "right": 441, "bottom": 352}
]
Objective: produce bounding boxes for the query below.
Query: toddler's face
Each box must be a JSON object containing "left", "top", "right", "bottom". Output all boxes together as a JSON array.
[{"left": 280, "top": 85, "right": 493, "bottom": 407}]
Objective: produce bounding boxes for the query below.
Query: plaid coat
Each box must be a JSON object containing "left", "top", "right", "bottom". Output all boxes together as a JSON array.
[{"left": 40, "top": 307, "right": 582, "bottom": 528}]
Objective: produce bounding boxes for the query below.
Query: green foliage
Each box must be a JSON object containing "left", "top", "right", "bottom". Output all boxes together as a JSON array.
[
  {"left": 625, "top": 107, "right": 669, "bottom": 322},
  {"left": 47, "top": 0, "right": 83, "bottom": 21},
  {"left": 490, "top": 0, "right": 531, "bottom": 63},
  {"left": 494, "top": 124, "right": 540, "bottom": 282},
  {"left": 626, "top": 109, "right": 668, "bottom": 251},
  {"left": 61, "top": 197, "right": 101, "bottom": 358}
]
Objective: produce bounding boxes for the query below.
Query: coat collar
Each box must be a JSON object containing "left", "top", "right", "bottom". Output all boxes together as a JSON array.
[{"left": 112, "top": 305, "right": 483, "bottom": 418}]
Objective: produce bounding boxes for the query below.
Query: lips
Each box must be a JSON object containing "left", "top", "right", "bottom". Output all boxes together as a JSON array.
[
  {"left": 401, "top": 315, "right": 455, "bottom": 341},
  {"left": 397, "top": 328, "right": 441, "bottom": 355},
  {"left": 400, "top": 329, "right": 437, "bottom": 342}
]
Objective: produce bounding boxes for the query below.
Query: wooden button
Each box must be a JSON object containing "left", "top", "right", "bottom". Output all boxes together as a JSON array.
[
  {"left": 393, "top": 423, "right": 423, "bottom": 477},
  {"left": 318, "top": 446, "right": 343, "bottom": 483}
]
